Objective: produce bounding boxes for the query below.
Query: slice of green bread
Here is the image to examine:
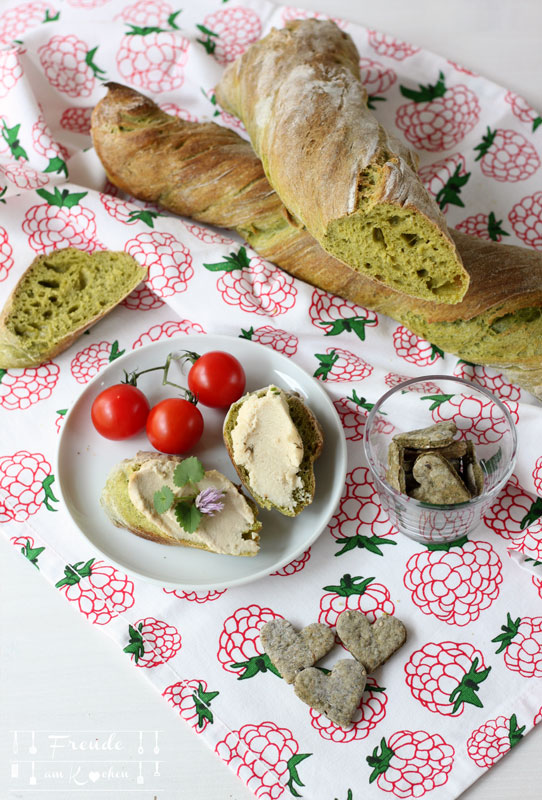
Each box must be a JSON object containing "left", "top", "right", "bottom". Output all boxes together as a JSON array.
[
  {"left": 0, "top": 248, "right": 146, "bottom": 368},
  {"left": 223, "top": 386, "right": 324, "bottom": 516},
  {"left": 101, "top": 451, "right": 262, "bottom": 557}
]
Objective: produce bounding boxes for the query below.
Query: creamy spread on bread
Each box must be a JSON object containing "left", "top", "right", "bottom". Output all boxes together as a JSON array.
[
  {"left": 230, "top": 386, "right": 304, "bottom": 511},
  {"left": 127, "top": 460, "right": 258, "bottom": 556}
]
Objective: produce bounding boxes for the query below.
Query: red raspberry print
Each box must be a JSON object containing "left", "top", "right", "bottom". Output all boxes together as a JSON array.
[
  {"left": 70, "top": 340, "right": 125, "bottom": 384},
  {"left": 122, "top": 284, "right": 164, "bottom": 311},
  {"left": 115, "top": 0, "right": 172, "bottom": 26},
  {"left": 405, "top": 641, "right": 491, "bottom": 716},
  {"left": 216, "top": 720, "right": 311, "bottom": 800},
  {"left": 0, "top": 226, "right": 13, "bottom": 282},
  {"left": 493, "top": 613, "right": 542, "bottom": 677},
  {"left": 422, "top": 392, "right": 519, "bottom": 445},
  {"left": 239, "top": 325, "right": 298, "bottom": 357},
  {"left": 310, "top": 677, "right": 387, "bottom": 743},
  {"left": 0, "top": 46, "right": 23, "bottom": 97},
  {"left": 0, "top": 3, "right": 58, "bottom": 45},
  {"left": 66, "top": 0, "right": 110, "bottom": 6},
  {"left": 333, "top": 391, "right": 394, "bottom": 442},
  {"left": 198, "top": 8, "right": 262, "bottom": 66},
  {"left": 309, "top": 288, "right": 378, "bottom": 341},
  {"left": 38, "top": 35, "right": 105, "bottom": 98},
  {"left": 509, "top": 192, "right": 542, "bottom": 250},
  {"left": 467, "top": 714, "right": 525, "bottom": 767},
  {"left": 0, "top": 451, "right": 58, "bottom": 522},
  {"left": 367, "top": 31, "right": 420, "bottom": 60},
  {"left": 56, "top": 558, "right": 135, "bottom": 625},
  {"left": 116, "top": 17, "right": 189, "bottom": 94},
  {"left": 217, "top": 605, "right": 283, "bottom": 680},
  {"left": 313, "top": 347, "right": 373, "bottom": 382},
  {"left": 319, "top": 574, "right": 395, "bottom": 631},
  {"left": 453, "top": 360, "right": 521, "bottom": 401},
  {"left": 533, "top": 577, "right": 542, "bottom": 600},
  {"left": 163, "top": 679, "right": 219, "bottom": 733},
  {"left": 181, "top": 220, "right": 234, "bottom": 245},
  {"left": 124, "top": 617, "right": 181, "bottom": 667},
  {"left": 367, "top": 730, "right": 454, "bottom": 797},
  {"left": 483, "top": 475, "right": 540, "bottom": 541},
  {"left": 163, "top": 588, "right": 226, "bottom": 603},
  {"left": 10, "top": 534, "right": 45, "bottom": 569},
  {"left": 125, "top": 232, "right": 193, "bottom": 298},
  {"left": 2, "top": 118, "right": 28, "bottom": 161},
  {"left": 533, "top": 457, "right": 542, "bottom": 495},
  {"left": 534, "top": 706, "right": 542, "bottom": 725},
  {"left": 159, "top": 103, "right": 197, "bottom": 121},
  {"left": 205, "top": 246, "right": 297, "bottom": 316},
  {"left": 32, "top": 114, "right": 68, "bottom": 176},
  {"left": 23, "top": 187, "right": 100, "bottom": 253},
  {"left": 384, "top": 373, "right": 443, "bottom": 395},
  {"left": 418, "top": 153, "right": 470, "bottom": 212},
  {"left": 280, "top": 7, "right": 348, "bottom": 29},
  {"left": 0, "top": 362, "right": 60, "bottom": 410},
  {"left": 270, "top": 548, "right": 311, "bottom": 577},
  {"left": 1, "top": 161, "right": 49, "bottom": 190},
  {"left": 99, "top": 193, "right": 159, "bottom": 227},
  {"left": 132, "top": 319, "right": 205, "bottom": 349},
  {"left": 60, "top": 107, "right": 93, "bottom": 135},
  {"left": 397, "top": 72, "right": 480, "bottom": 151},
  {"left": 404, "top": 537, "right": 503, "bottom": 626},
  {"left": 505, "top": 90, "right": 542, "bottom": 133},
  {"left": 455, "top": 211, "right": 510, "bottom": 242},
  {"left": 393, "top": 326, "right": 444, "bottom": 367},
  {"left": 359, "top": 57, "right": 397, "bottom": 107},
  {"left": 447, "top": 60, "right": 477, "bottom": 76},
  {"left": 474, "top": 127, "right": 540, "bottom": 182},
  {"left": 329, "top": 466, "right": 398, "bottom": 556},
  {"left": 55, "top": 408, "right": 67, "bottom": 433}
]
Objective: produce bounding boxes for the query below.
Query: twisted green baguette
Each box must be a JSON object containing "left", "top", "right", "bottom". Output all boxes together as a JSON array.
[
  {"left": 91, "top": 84, "right": 542, "bottom": 398},
  {"left": 216, "top": 19, "right": 469, "bottom": 305}
]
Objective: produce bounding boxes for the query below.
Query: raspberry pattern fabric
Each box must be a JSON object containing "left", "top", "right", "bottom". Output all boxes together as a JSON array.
[{"left": 1, "top": 1, "right": 542, "bottom": 799}]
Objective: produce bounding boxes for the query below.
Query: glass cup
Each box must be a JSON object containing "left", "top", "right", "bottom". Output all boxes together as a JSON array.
[{"left": 363, "top": 375, "right": 517, "bottom": 544}]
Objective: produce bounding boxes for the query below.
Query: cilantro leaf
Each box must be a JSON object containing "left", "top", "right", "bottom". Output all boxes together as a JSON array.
[
  {"left": 175, "top": 501, "right": 203, "bottom": 533},
  {"left": 174, "top": 457, "right": 205, "bottom": 487},
  {"left": 154, "top": 486, "right": 174, "bottom": 514}
]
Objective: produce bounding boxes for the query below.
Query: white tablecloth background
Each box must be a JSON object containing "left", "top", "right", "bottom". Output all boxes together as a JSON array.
[{"left": 2, "top": 1, "right": 542, "bottom": 799}]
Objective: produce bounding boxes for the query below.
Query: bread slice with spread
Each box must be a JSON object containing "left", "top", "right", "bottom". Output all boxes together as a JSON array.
[
  {"left": 101, "top": 452, "right": 261, "bottom": 556},
  {"left": 223, "top": 386, "right": 323, "bottom": 516}
]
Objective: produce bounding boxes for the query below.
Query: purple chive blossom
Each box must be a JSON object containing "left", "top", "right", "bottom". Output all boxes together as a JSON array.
[{"left": 195, "top": 488, "right": 225, "bottom": 516}]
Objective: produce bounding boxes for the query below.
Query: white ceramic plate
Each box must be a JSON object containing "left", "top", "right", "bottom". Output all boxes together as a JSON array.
[{"left": 56, "top": 334, "right": 347, "bottom": 590}]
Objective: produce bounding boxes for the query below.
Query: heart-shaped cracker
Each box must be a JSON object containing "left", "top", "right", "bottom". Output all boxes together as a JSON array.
[
  {"left": 260, "top": 619, "right": 335, "bottom": 684},
  {"left": 336, "top": 610, "right": 406, "bottom": 672},
  {"left": 294, "top": 659, "right": 367, "bottom": 727}
]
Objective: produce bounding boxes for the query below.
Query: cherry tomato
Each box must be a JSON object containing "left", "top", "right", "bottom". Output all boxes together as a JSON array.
[
  {"left": 146, "top": 398, "right": 204, "bottom": 454},
  {"left": 187, "top": 351, "right": 245, "bottom": 408},
  {"left": 91, "top": 384, "right": 150, "bottom": 440}
]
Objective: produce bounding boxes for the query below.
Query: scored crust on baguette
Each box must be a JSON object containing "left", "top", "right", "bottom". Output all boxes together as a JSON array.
[
  {"left": 215, "top": 20, "right": 469, "bottom": 305},
  {"left": 223, "top": 387, "right": 323, "bottom": 516},
  {"left": 90, "top": 84, "right": 542, "bottom": 398},
  {"left": 0, "top": 248, "right": 146, "bottom": 368},
  {"left": 100, "top": 452, "right": 261, "bottom": 556}
]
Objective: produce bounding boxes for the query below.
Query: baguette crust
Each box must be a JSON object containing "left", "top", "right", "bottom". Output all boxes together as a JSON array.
[
  {"left": 101, "top": 452, "right": 261, "bottom": 555},
  {"left": 91, "top": 85, "right": 542, "bottom": 397},
  {"left": 215, "top": 20, "right": 469, "bottom": 303}
]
